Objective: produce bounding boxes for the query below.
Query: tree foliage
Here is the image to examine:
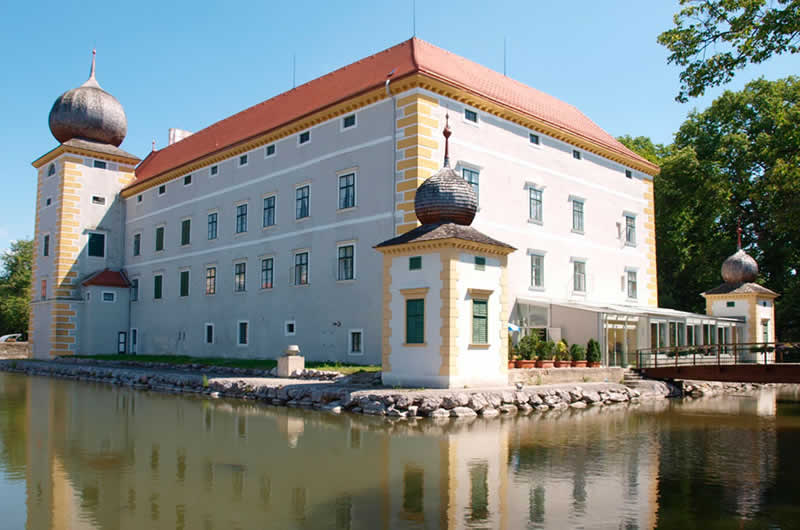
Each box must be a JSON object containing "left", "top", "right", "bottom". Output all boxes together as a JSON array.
[
  {"left": 0, "top": 239, "right": 33, "bottom": 336},
  {"left": 659, "top": 0, "right": 800, "bottom": 101},
  {"left": 619, "top": 76, "right": 800, "bottom": 340}
]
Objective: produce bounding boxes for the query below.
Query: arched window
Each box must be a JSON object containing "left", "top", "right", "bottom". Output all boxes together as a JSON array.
[{"left": 47, "top": 164, "right": 55, "bottom": 176}]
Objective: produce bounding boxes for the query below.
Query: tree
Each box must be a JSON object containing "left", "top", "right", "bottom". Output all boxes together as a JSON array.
[
  {"left": 619, "top": 76, "right": 800, "bottom": 340},
  {"left": 659, "top": 0, "right": 800, "bottom": 102},
  {"left": 0, "top": 239, "right": 33, "bottom": 336}
]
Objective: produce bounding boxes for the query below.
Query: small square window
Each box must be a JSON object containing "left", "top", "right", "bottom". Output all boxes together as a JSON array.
[
  {"left": 88, "top": 233, "right": 105, "bottom": 258},
  {"left": 237, "top": 321, "right": 249, "bottom": 346},
  {"left": 572, "top": 150, "right": 582, "bottom": 160},
  {"left": 102, "top": 292, "right": 115, "bottom": 302},
  {"left": 179, "top": 270, "right": 190, "bottom": 297},
  {"left": 625, "top": 169, "right": 632, "bottom": 179},
  {"left": 137, "top": 195, "right": 142, "bottom": 203},
  {"left": 529, "top": 133, "right": 540, "bottom": 145},
  {"left": 465, "top": 109, "right": 478, "bottom": 123},
  {"left": 47, "top": 164, "right": 56, "bottom": 176},
  {"left": 343, "top": 114, "right": 356, "bottom": 129},
  {"left": 299, "top": 131, "right": 310, "bottom": 144},
  {"left": 239, "top": 154, "right": 248, "bottom": 166},
  {"left": 93, "top": 160, "right": 107, "bottom": 169},
  {"left": 726, "top": 301, "right": 735, "bottom": 307},
  {"left": 474, "top": 256, "right": 486, "bottom": 270},
  {"left": 184, "top": 174, "right": 192, "bottom": 185},
  {"left": 92, "top": 195, "right": 105, "bottom": 205},
  {"left": 285, "top": 321, "right": 296, "bottom": 336},
  {"left": 45, "top": 198, "right": 52, "bottom": 206},
  {"left": 210, "top": 165, "right": 218, "bottom": 176},
  {"left": 265, "top": 144, "right": 275, "bottom": 157},
  {"left": 409, "top": 256, "right": 422, "bottom": 270},
  {"left": 349, "top": 330, "right": 362, "bottom": 354},
  {"left": 158, "top": 185, "right": 166, "bottom": 195},
  {"left": 205, "top": 323, "right": 214, "bottom": 344}
]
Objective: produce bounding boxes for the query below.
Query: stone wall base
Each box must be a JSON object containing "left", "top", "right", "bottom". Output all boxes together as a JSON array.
[
  {"left": 0, "top": 343, "right": 31, "bottom": 358},
  {"left": 509, "top": 367, "right": 625, "bottom": 386}
]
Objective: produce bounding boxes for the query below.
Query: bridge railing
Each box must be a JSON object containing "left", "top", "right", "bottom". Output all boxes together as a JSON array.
[{"left": 636, "top": 342, "right": 800, "bottom": 369}]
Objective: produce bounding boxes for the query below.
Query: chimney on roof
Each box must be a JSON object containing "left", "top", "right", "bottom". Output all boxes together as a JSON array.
[{"left": 168, "top": 128, "right": 193, "bottom": 146}]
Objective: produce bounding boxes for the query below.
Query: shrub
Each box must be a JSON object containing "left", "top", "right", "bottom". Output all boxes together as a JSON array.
[
  {"left": 555, "top": 340, "right": 569, "bottom": 361},
  {"left": 570, "top": 344, "right": 586, "bottom": 361},
  {"left": 586, "top": 339, "right": 601, "bottom": 364},
  {"left": 518, "top": 334, "right": 540, "bottom": 361},
  {"left": 537, "top": 340, "right": 555, "bottom": 361}
]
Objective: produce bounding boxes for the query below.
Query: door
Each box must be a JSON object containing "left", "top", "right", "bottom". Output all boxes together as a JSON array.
[
  {"left": 130, "top": 329, "right": 137, "bottom": 354},
  {"left": 117, "top": 332, "right": 127, "bottom": 354}
]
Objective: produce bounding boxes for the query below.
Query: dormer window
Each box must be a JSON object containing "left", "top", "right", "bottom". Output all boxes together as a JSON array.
[
  {"left": 299, "top": 131, "right": 310, "bottom": 145},
  {"left": 91, "top": 196, "right": 106, "bottom": 205},
  {"left": 93, "top": 160, "right": 107, "bottom": 169},
  {"left": 47, "top": 164, "right": 56, "bottom": 177}
]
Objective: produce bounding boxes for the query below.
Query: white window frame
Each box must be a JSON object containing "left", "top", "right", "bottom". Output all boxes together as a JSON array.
[
  {"left": 336, "top": 168, "right": 357, "bottom": 211},
  {"left": 45, "top": 197, "right": 52, "bottom": 207},
  {"left": 101, "top": 291, "right": 116, "bottom": 303},
  {"left": 205, "top": 265, "right": 217, "bottom": 296},
  {"left": 236, "top": 320, "right": 249, "bottom": 346},
  {"left": 183, "top": 173, "right": 192, "bottom": 187},
  {"left": 525, "top": 182, "right": 545, "bottom": 224},
  {"left": 136, "top": 194, "right": 143, "bottom": 203},
  {"left": 130, "top": 328, "right": 138, "bottom": 353},
  {"left": 153, "top": 272, "right": 165, "bottom": 300},
  {"left": 233, "top": 260, "right": 247, "bottom": 293},
  {"left": 180, "top": 216, "right": 192, "bottom": 247},
  {"left": 93, "top": 159, "right": 107, "bottom": 169},
  {"left": 625, "top": 169, "right": 633, "bottom": 179},
  {"left": 569, "top": 195, "right": 586, "bottom": 235},
  {"left": 262, "top": 193, "right": 277, "bottom": 229},
  {"left": 292, "top": 249, "right": 310, "bottom": 286},
  {"left": 336, "top": 241, "right": 356, "bottom": 282},
  {"left": 42, "top": 232, "right": 51, "bottom": 257},
  {"left": 295, "top": 183, "right": 311, "bottom": 221},
  {"left": 154, "top": 224, "right": 166, "bottom": 252},
  {"left": 341, "top": 113, "right": 357, "bottom": 131},
  {"left": 130, "top": 277, "right": 139, "bottom": 302},
  {"left": 285, "top": 320, "right": 296, "bottom": 337},
  {"left": 132, "top": 232, "right": 142, "bottom": 257},
  {"left": 623, "top": 212, "right": 637, "bottom": 247},
  {"left": 158, "top": 184, "right": 166, "bottom": 196},
  {"left": 572, "top": 149, "right": 582, "bottom": 160},
  {"left": 205, "top": 322, "right": 215, "bottom": 345},
  {"left": 209, "top": 165, "right": 219, "bottom": 177},
  {"left": 348, "top": 329, "right": 364, "bottom": 356},
  {"left": 571, "top": 257, "right": 588, "bottom": 294},
  {"left": 87, "top": 230, "right": 107, "bottom": 259},
  {"left": 260, "top": 255, "right": 275, "bottom": 290},
  {"left": 456, "top": 161, "right": 482, "bottom": 207},
  {"left": 297, "top": 130, "right": 311, "bottom": 146},
  {"left": 528, "top": 132, "right": 541, "bottom": 147},
  {"left": 234, "top": 200, "right": 248, "bottom": 234},
  {"left": 463, "top": 107, "right": 479, "bottom": 126},
  {"left": 47, "top": 163, "right": 56, "bottom": 178},
  {"left": 265, "top": 143, "right": 276, "bottom": 158},
  {"left": 625, "top": 267, "right": 638, "bottom": 300},
  {"left": 527, "top": 249, "right": 546, "bottom": 291},
  {"left": 178, "top": 268, "right": 191, "bottom": 297},
  {"left": 207, "top": 209, "right": 219, "bottom": 241},
  {"left": 238, "top": 152, "right": 249, "bottom": 168},
  {"left": 91, "top": 195, "right": 106, "bottom": 205}
]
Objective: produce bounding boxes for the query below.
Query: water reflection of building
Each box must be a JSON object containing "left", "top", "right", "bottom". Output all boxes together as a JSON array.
[{"left": 12, "top": 376, "right": 789, "bottom": 529}]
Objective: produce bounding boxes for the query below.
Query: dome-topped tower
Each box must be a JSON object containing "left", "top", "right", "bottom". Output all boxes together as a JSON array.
[
  {"left": 721, "top": 225, "right": 759, "bottom": 284},
  {"left": 48, "top": 50, "right": 128, "bottom": 147},
  {"left": 414, "top": 114, "right": 477, "bottom": 226}
]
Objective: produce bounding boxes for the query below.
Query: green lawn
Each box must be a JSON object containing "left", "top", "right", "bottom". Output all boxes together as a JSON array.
[{"left": 67, "top": 354, "right": 380, "bottom": 375}]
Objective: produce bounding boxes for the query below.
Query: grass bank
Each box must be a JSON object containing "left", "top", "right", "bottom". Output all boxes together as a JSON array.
[{"left": 67, "top": 354, "right": 380, "bottom": 375}]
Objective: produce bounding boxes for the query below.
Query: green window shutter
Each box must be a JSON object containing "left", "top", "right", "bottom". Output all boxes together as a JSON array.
[
  {"left": 474, "top": 256, "right": 486, "bottom": 270},
  {"left": 154, "top": 275, "right": 162, "bottom": 299},
  {"left": 409, "top": 256, "right": 422, "bottom": 270},
  {"left": 155, "top": 227, "right": 164, "bottom": 251},
  {"left": 181, "top": 219, "right": 191, "bottom": 245},
  {"left": 472, "top": 300, "right": 488, "bottom": 344},
  {"left": 406, "top": 299, "right": 425, "bottom": 344},
  {"left": 180, "top": 271, "right": 189, "bottom": 297}
]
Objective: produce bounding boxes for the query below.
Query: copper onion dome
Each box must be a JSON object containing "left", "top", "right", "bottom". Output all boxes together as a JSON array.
[
  {"left": 721, "top": 225, "right": 758, "bottom": 283},
  {"left": 414, "top": 115, "right": 477, "bottom": 225},
  {"left": 48, "top": 50, "right": 128, "bottom": 147}
]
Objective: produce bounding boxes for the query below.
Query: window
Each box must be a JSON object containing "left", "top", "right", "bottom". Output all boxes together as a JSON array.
[
  {"left": 136, "top": 195, "right": 142, "bottom": 203},
  {"left": 572, "top": 199, "right": 584, "bottom": 233},
  {"left": 155, "top": 226, "right": 165, "bottom": 251},
  {"left": 285, "top": 321, "right": 296, "bottom": 336},
  {"left": 625, "top": 215, "right": 636, "bottom": 245},
  {"left": 133, "top": 233, "right": 141, "bottom": 256},
  {"left": 40, "top": 280, "right": 46, "bottom": 300},
  {"left": 261, "top": 258, "right": 273, "bottom": 289},
  {"left": 295, "top": 185, "right": 310, "bottom": 219},
  {"left": 207, "top": 212, "right": 218, "bottom": 240},
  {"left": 179, "top": 270, "right": 190, "bottom": 297},
  {"left": 102, "top": 292, "right": 115, "bottom": 302},
  {"left": 474, "top": 256, "right": 486, "bottom": 271},
  {"left": 265, "top": 144, "right": 275, "bottom": 157},
  {"left": 210, "top": 165, "right": 218, "bottom": 176},
  {"left": 238, "top": 154, "right": 248, "bottom": 167},
  {"left": 237, "top": 321, "right": 249, "bottom": 346},
  {"left": 181, "top": 219, "right": 191, "bottom": 246},
  {"left": 294, "top": 252, "right": 309, "bottom": 285},
  {"left": 93, "top": 160, "right": 107, "bottom": 169},
  {"left": 625, "top": 169, "right": 632, "bottom": 179},
  {"left": 158, "top": 184, "right": 166, "bottom": 195},
  {"left": 47, "top": 164, "right": 55, "bottom": 176},
  {"left": 342, "top": 114, "right": 356, "bottom": 129},
  {"left": 529, "top": 188, "right": 542, "bottom": 222},
  {"left": 627, "top": 270, "right": 637, "bottom": 299},
  {"left": 572, "top": 150, "right": 582, "bottom": 160},
  {"left": 184, "top": 174, "right": 192, "bottom": 186},
  {"left": 406, "top": 299, "right": 425, "bottom": 344},
  {"left": 349, "top": 330, "right": 363, "bottom": 354},
  {"left": 298, "top": 131, "right": 310, "bottom": 144},
  {"left": 338, "top": 245, "right": 354, "bottom": 280},
  {"left": 338, "top": 173, "right": 355, "bottom": 209},
  {"left": 762, "top": 320, "right": 769, "bottom": 342},
  {"left": 531, "top": 254, "right": 544, "bottom": 288},
  {"left": 409, "top": 256, "right": 422, "bottom": 270},
  {"left": 91, "top": 196, "right": 106, "bottom": 205},
  {"left": 205, "top": 323, "right": 214, "bottom": 344},
  {"left": 45, "top": 198, "right": 52, "bottom": 206},
  {"left": 130, "top": 279, "right": 139, "bottom": 301},
  {"left": 43, "top": 234, "right": 49, "bottom": 257},
  {"left": 472, "top": 299, "right": 488, "bottom": 344},
  {"left": 573, "top": 261, "right": 586, "bottom": 292},
  {"left": 726, "top": 301, "right": 735, "bottom": 307},
  {"left": 529, "top": 133, "right": 540, "bottom": 145},
  {"left": 464, "top": 109, "right": 478, "bottom": 123},
  {"left": 263, "top": 196, "right": 276, "bottom": 227},
  {"left": 235, "top": 204, "right": 248, "bottom": 233},
  {"left": 234, "top": 262, "right": 246, "bottom": 292},
  {"left": 462, "top": 168, "right": 479, "bottom": 204},
  {"left": 154, "top": 274, "right": 163, "bottom": 299},
  {"left": 205, "top": 267, "right": 216, "bottom": 295},
  {"left": 88, "top": 233, "right": 105, "bottom": 257}
]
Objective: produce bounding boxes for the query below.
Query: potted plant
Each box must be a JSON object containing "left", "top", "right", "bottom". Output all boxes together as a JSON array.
[
  {"left": 554, "top": 339, "right": 569, "bottom": 367},
  {"left": 586, "top": 339, "right": 602, "bottom": 367},
  {"left": 535, "top": 339, "right": 555, "bottom": 368},
  {"left": 515, "top": 334, "right": 538, "bottom": 368},
  {"left": 507, "top": 336, "right": 518, "bottom": 369},
  {"left": 570, "top": 344, "right": 587, "bottom": 367}
]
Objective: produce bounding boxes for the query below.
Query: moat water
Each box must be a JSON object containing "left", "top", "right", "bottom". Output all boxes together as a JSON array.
[{"left": 0, "top": 373, "right": 798, "bottom": 529}]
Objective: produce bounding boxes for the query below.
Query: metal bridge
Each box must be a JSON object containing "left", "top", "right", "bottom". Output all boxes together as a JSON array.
[{"left": 635, "top": 342, "right": 800, "bottom": 384}]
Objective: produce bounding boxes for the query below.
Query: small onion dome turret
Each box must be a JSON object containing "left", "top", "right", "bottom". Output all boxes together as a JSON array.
[
  {"left": 413, "top": 115, "right": 477, "bottom": 226},
  {"left": 48, "top": 50, "right": 127, "bottom": 147},
  {"left": 721, "top": 248, "right": 758, "bottom": 284}
]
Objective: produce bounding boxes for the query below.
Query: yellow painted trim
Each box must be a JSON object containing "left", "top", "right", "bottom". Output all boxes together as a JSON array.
[
  {"left": 401, "top": 287, "right": 429, "bottom": 347},
  {"left": 439, "top": 248, "right": 459, "bottom": 377},
  {"left": 499, "top": 254, "right": 510, "bottom": 374},
  {"left": 400, "top": 287, "right": 430, "bottom": 297},
  {"left": 467, "top": 288, "right": 494, "bottom": 298},
  {"left": 33, "top": 144, "right": 140, "bottom": 169},
  {"left": 381, "top": 254, "right": 392, "bottom": 372},
  {"left": 376, "top": 237, "right": 515, "bottom": 257}
]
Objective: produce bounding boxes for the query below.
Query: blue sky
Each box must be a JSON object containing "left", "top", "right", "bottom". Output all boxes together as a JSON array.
[{"left": 0, "top": 0, "right": 797, "bottom": 256}]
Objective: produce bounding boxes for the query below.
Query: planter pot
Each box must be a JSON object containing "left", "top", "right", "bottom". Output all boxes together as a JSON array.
[
  {"left": 515, "top": 360, "right": 536, "bottom": 369},
  {"left": 535, "top": 360, "right": 554, "bottom": 369},
  {"left": 571, "top": 360, "right": 588, "bottom": 368},
  {"left": 587, "top": 362, "right": 601, "bottom": 368},
  {"left": 554, "top": 360, "right": 568, "bottom": 368},
  {"left": 508, "top": 361, "right": 516, "bottom": 369}
]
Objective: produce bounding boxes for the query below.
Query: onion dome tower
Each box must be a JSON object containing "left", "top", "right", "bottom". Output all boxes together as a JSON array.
[
  {"left": 48, "top": 50, "right": 128, "bottom": 147},
  {"left": 721, "top": 226, "right": 759, "bottom": 284}
]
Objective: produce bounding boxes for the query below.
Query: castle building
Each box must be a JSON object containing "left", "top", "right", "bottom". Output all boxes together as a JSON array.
[{"left": 30, "top": 39, "right": 772, "bottom": 366}]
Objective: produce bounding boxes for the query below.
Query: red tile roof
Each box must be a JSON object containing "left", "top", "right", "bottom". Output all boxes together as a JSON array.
[
  {"left": 131, "top": 38, "right": 656, "bottom": 187},
  {"left": 81, "top": 269, "right": 130, "bottom": 288}
]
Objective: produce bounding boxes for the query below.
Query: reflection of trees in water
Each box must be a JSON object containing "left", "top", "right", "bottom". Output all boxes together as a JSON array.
[
  {"left": 529, "top": 484, "right": 545, "bottom": 525},
  {"left": 468, "top": 460, "right": 489, "bottom": 522},
  {"left": 0, "top": 374, "right": 28, "bottom": 474}
]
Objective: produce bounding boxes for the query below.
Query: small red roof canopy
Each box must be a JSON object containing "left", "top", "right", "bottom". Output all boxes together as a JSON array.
[{"left": 81, "top": 269, "right": 130, "bottom": 288}]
